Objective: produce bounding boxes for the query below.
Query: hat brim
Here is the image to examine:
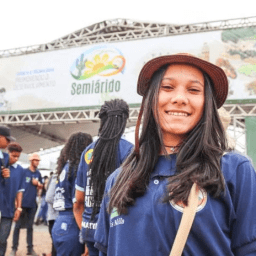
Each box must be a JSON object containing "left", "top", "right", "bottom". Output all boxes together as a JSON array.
[
  {"left": 137, "top": 54, "right": 228, "bottom": 109},
  {"left": 6, "top": 136, "right": 16, "bottom": 142}
]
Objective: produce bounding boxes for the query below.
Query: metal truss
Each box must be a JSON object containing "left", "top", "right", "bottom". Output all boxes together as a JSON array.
[
  {"left": 0, "top": 104, "right": 255, "bottom": 126},
  {"left": 0, "top": 107, "right": 140, "bottom": 125},
  {"left": 227, "top": 116, "right": 247, "bottom": 154},
  {"left": 223, "top": 104, "right": 256, "bottom": 118},
  {"left": 1, "top": 16, "right": 256, "bottom": 58},
  {"left": 0, "top": 104, "right": 252, "bottom": 154},
  {"left": 222, "top": 104, "right": 250, "bottom": 154}
]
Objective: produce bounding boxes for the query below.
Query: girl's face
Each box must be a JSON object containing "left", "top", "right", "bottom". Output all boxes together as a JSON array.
[{"left": 157, "top": 64, "right": 205, "bottom": 144}]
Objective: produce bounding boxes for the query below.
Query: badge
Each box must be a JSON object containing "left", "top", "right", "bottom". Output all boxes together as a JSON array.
[
  {"left": 170, "top": 187, "right": 207, "bottom": 213},
  {"left": 85, "top": 149, "right": 93, "bottom": 164}
]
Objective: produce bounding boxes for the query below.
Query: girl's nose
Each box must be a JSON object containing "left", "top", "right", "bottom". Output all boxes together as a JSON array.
[{"left": 170, "top": 94, "right": 188, "bottom": 105}]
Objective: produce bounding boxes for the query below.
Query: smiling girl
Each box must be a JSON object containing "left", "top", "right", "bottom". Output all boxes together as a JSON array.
[{"left": 94, "top": 54, "right": 256, "bottom": 256}]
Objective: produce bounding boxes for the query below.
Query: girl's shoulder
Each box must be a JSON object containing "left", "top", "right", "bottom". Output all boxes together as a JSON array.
[
  {"left": 119, "top": 137, "right": 134, "bottom": 150},
  {"left": 120, "top": 137, "right": 133, "bottom": 145},
  {"left": 83, "top": 140, "right": 97, "bottom": 154},
  {"left": 222, "top": 150, "right": 253, "bottom": 166},
  {"left": 221, "top": 151, "right": 255, "bottom": 181},
  {"left": 105, "top": 167, "right": 122, "bottom": 192}
]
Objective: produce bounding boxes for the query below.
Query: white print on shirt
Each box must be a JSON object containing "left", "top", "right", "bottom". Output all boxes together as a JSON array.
[
  {"left": 61, "top": 222, "right": 67, "bottom": 231},
  {"left": 53, "top": 187, "right": 65, "bottom": 211},
  {"left": 59, "top": 169, "right": 66, "bottom": 182},
  {"left": 82, "top": 221, "right": 97, "bottom": 229},
  {"left": 110, "top": 218, "right": 125, "bottom": 227},
  {"left": 170, "top": 187, "right": 207, "bottom": 213},
  {"left": 85, "top": 169, "right": 94, "bottom": 207}
]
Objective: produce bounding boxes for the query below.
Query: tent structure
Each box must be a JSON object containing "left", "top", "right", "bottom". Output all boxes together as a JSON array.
[{"left": 0, "top": 17, "right": 256, "bottom": 157}]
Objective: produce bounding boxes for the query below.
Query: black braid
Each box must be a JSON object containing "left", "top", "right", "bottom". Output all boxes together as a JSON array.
[
  {"left": 57, "top": 132, "right": 93, "bottom": 179},
  {"left": 90, "top": 99, "right": 129, "bottom": 220}
]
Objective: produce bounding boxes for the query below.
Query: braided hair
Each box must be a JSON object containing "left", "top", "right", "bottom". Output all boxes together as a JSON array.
[
  {"left": 90, "top": 99, "right": 129, "bottom": 220},
  {"left": 57, "top": 132, "right": 93, "bottom": 178}
]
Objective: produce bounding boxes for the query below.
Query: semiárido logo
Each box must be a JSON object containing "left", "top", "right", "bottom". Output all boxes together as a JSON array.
[{"left": 70, "top": 46, "right": 126, "bottom": 80}]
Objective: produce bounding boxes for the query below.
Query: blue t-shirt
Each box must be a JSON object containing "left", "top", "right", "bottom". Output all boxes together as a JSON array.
[
  {"left": 0, "top": 163, "right": 25, "bottom": 218},
  {"left": 0, "top": 151, "right": 10, "bottom": 216},
  {"left": 22, "top": 168, "right": 42, "bottom": 208},
  {"left": 75, "top": 138, "right": 133, "bottom": 242},
  {"left": 53, "top": 162, "right": 76, "bottom": 211},
  {"left": 95, "top": 152, "right": 256, "bottom": 256}
]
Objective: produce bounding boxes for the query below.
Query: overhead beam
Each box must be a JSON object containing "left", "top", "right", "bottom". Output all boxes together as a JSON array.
[
  {"left": 0, "top": 16, "right": 256, "bottom": 58},
  {"left": 0, "top": 108, "right": 140, "bottom": 125},
  {"left": 0, "top": 104, "right": 255, "bottom": 126}
]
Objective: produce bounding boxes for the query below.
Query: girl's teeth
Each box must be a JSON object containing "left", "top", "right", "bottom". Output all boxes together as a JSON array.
[{"left": 167, "top": 112, "right": 188, "bottom": 116}]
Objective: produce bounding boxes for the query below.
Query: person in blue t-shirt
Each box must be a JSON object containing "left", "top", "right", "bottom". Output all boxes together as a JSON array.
[
  {"left": 94, "top": 54, "right": 256, "bottom": 256},
  {"left": 0, "top": 127, "right": 16, "bottom": 256},
  {"left": 0, "top": 126, "right": 13, "bottom": 214},
  {"left": 0, "top": 142, "right": 25, "bottom": 256},
  {"left": 74, "top": 99, "right": 133, "bottom": 256},
  {"left": 52, "top": 132, "right": 92, "bottom": 256},
  {"left": 0, "top": 126, "right": 15, "bottom": 213},
  {"left": 10, "top": 153, "right": 43, "bottom": 256}
]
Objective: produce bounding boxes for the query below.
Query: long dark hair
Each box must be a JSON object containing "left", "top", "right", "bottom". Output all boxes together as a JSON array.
[
  {"left": 57, "top": 132, "right": 93, "bottom": 178},
  {"left": 108, "top": 65, "right": 227, "bottom": 214},
  {"left": 89, "top": 99, "right": 129, "bottom": 220}
]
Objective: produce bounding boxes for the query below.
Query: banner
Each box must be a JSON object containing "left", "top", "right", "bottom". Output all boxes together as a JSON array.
[{"left": 0, "top": 27, "right": 256, "bottom": 112}]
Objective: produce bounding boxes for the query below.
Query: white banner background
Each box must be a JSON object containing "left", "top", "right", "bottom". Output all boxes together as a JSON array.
[{"left": 0, "top": 28, "right": 255, "bottom": 112}]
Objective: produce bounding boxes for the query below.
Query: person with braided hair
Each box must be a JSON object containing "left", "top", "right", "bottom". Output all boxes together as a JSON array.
[
  {"left": 74, "top": 99, "right": 133, "bottom": 256},
  {"left": 52, "top": 132, "right": 92, "bottom": 256}
]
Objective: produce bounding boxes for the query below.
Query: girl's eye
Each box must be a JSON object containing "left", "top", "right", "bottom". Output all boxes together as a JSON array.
[
  {"left": 189, "top": 88, "right": 201, "bottom": 93},
  {"left": 161, "top": 85, "right": 174, "bottom": 90}
]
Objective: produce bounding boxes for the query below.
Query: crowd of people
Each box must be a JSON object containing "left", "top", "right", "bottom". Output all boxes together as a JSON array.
[{"left": 1, "top": 53, "right": 256, "bottom": 256}]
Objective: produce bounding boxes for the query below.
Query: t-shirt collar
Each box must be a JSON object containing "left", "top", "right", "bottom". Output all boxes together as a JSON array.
[
  {"left": 150, "top": 154, "right": 177, "bottom": 178},
  {"left": 12, "top": 163, "right": 18, "bottom": 168},
  {"left": 0, "top": 150, "right": 3, "bottom": 159}
]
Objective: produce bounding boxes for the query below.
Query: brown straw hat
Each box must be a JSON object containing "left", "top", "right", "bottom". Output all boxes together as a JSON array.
[{"left": 137, "top": 53, "right": 228, "bottom": 108}]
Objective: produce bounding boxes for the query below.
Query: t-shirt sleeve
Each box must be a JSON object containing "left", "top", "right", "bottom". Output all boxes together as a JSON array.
[
  {"left": 94, "top": 169, "right": 121, "bottom": 254},
  {"left": 120, "top": 141, "right": 134, "bottom": 163},
  {"left": 18, "top": 167, "right": 26, "bottom": 192},
  {"left": 38, "top": 172, "right": 43, "bottom": 183},
  {"left": 71, "top": 170, "right": 77, "bottom": 204},
  {"left": 94, "top": 188, "right": 110, "bottom": 254},
  {"left": 45, "top": 176, "right": 57, "bottom": 204},
  {"left": 230, "top": 160, "right": 256, "bottom": 255},
  {"left": 4, "top": 152, "right": 9, "bottom": 167},
  {"left": 75, "top": 151, "right": 87, "bottom": 192}
]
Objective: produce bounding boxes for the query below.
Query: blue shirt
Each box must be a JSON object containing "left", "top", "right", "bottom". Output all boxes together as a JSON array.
[
  {"left": 0, "top": 163, "right": 25, "bottom": 218},
  {"left": 22, "top": 168, "right": 42, "bottom": 208},
  {"left": 75, "top": 138, "right": 133, "bottom": 243},
  {"left": 95, "top": 152, "right": 256, "bottom": 256},
  {"left": 0, "top": 151, "right": 10, "bottom": 216},
  {"left": 53, "top": 162, "right": 76, "bottom": 211}
]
